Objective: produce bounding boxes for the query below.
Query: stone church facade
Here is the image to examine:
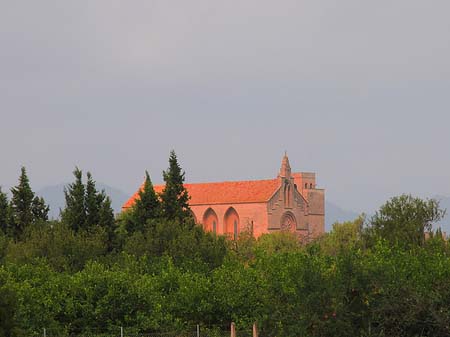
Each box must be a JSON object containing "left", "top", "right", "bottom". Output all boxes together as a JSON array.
[{"left": 123, "top": 155, "right": 325, "bottom": 239}]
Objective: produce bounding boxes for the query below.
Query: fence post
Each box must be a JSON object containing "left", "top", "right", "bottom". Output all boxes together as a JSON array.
[
  {"left": 43, "top": 328, "right": 47, "bottom": 337},
  {"left": 120, "top": 326, "right": 124, "bottom": 337},
  {"left": 197, "top": 324, "right": 200, "bottom": 337},
  {"left": 230, "top": 322, "right": 236, "bottom": 337},
  {"left": 252, "top": 323, "right": 258, "bottom": 337}
]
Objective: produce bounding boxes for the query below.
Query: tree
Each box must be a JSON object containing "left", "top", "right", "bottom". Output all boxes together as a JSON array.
[
  {"left": 97, "top": 193, "right": 116, "bottom": 250},
  {"left": 9, "top": 167, "right": 35, "bottom": 240},
  {"left": 61, "top": 168, "right": 86, "bottom": 232},
  {"left": 85, "top": 172, "right": 115, "bottom": 234},
  {"left": 0, "top": 280, "right": 20, "bottom": 337},
  {"left": 0, "top": 187, "right": 9, "bottom": 235},
  {"left": 31, "top": 196, "right": 49, "bottom": 223},
  {"left": 365, "top": 194, "right": 446, "bottom": 248},
  {"left": 316, "top": 216, "right": 364, "bottom": 256},
  {"left": 129, "top": 171, "right": 161, "bottom": 232},
  {"left": 98, "top": 194, "right": 114, "bottom": 228},
  {"left": 85, "top": 172, "right": 100, "bottom": 228},
  {"left": 160, "top": 151, "right": 191, "bottom": 222},
  {"left": 61, "top": 168, "right": 115, "bottom": 246}
]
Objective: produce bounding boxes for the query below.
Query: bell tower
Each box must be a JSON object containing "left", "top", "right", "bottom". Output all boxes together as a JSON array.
[{"left": 279, "top": 152, "right": 292, "bottom": 179}]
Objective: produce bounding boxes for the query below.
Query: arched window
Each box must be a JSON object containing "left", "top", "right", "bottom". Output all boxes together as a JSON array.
[
  {"left": 280, "top": 211, "right": 297, "bottom": 231},
  {"left": 202, "top": 208, "right": 219, "bottom": 233},
  {"left": 283, "top": 184, "right": 288, "bottom": 208},
  {"left": 310, "top": 183, "right": 313, "bottom": 189},
  {"left": 305, "top": 183, "right": 308, "bottom": 189},
  {"left": 287, "top": 184, "right": 291, "bottom": 208},
  {"left": 224, "top": 207, "right": 240, "bottom": 239}
]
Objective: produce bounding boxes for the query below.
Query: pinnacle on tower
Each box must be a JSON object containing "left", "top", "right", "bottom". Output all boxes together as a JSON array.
[{"left": 279, "top": 153, "right": 291, "bottom": 178}]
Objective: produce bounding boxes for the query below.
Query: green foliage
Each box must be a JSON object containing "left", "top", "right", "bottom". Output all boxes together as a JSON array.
[
  {"left": 31, "top": 196, "right": 49, "bottom": 222},
  {"left": 3, "top": 161, "right": 450, "bottom": 337},
  {"left": 9, "top": 167, "right": 49, "bottom": 241},
  {"left": 0, "top": 187, "right": 9, "bottom": 235},
  {"left": 9, "top": 167, "right": 35, "bottom": 240},
  {"left": 85, "top": 172, "right": 100, "bottom": 227},
  {"left": 126, "top": 171, "right": 161, "bottom": 233},
  {"left": 61, "top": 168, "right": 86, "bottom": 232},
  {"left": 6, "top": 221, "right": 108, "bottom": 272},
  {"left": 366, "top": 194, "right": 446, "bottom": 248},
  {"left": 255, "top": 231, "right": 302, "bottom": 255},
  {"left": 123, "top": 218, "right": 227, "bottom": 272},
  {"left": 0, "top": 232, "right": 8, "bottom": 264},
  {"left": 160, "top": 151, "right": 192, "bottom": 222},
  {"left": 61, "top": 169, "right": 115, "bottom": 245},
  {"left": 0, "top": 272, "right": 22, "bottom": 337},
  {"left": 316, "top": 216, "right": 364, "bottom": 256}
]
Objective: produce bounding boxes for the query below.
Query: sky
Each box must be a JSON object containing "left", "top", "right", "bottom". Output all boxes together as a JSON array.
[{"left": 1, "top": 0, "right": 450, "bottom": 214}]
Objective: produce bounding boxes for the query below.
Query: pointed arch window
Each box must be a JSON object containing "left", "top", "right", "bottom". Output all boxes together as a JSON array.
[
  {"left": 202, "top": 208, "right": 218, "bottom": 233},
  {"left": 224, "top": 207, "right": 240, "bottom": 240}
]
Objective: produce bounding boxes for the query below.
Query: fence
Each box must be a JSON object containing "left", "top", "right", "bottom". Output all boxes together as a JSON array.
[{"left": 39, "top": 323, "right": 259, "bottom": 337}]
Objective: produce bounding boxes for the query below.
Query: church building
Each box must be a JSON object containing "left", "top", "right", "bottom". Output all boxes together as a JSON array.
[{"left": 122, "top": 155, "right": 325, "bottom": 239}]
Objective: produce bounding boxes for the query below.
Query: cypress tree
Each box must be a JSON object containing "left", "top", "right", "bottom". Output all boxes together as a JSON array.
[
  {"left": 160, "top": 151, "right": 191, "bottom": 222},
  {"left": 10, "top": 167, "right": 35, "bottom": 239},
  {"left": 61, "top": 167, "right": 86, "bottom": 232},
  {"left": 130, "top": 171, "right": 161, "bottom": 231},
  {"left": 85, "top": 172, "right": 100, "bottom": 227},
  {"left": 0, "top": 187, "right": 9, "bottom": 235},
  {"left": 98, "top": 194, "right": 114, "bottom": 228},
  {"left": 98, "top": 194, "right": 116, "bottom": 249},
  {"left": 62, "top": 168, "right": 115, "bottom": 236},
  {"left": 31, "top": 196, "right": 49, "bottom": 222}
]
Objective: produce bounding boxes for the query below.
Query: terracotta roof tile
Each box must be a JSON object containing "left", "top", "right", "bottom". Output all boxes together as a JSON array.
[{"left": 122, "top": 178, "right": 281, "bottom": 210}]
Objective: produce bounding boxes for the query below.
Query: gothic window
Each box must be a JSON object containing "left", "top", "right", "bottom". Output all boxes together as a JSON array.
[
  {"left": 287, "top": 184, "right": 291, "bottom": 208},
  {"left": 280, "top": 212, "right": 297, "bottom": 231},
  {"left": 284, "top": 184, "right": 288, "bottom": 208},
  {"left": 202, "top": 208, "right": 219, "bottom": 233},
  {"left": 224, "top": 207, "right": 240, "bottom": 239}
]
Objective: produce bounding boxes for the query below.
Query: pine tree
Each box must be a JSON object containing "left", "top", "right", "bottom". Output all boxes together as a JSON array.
[
  {"left": 98, "top": 194, "right": 116, "bottom": 249},
  {"left": 61, "top": 168, "right": 115, "bottom": 237},
  {"left": 61, "top": 167, "right": 86, "bottom": 232},
  {"left": 10, "top": 167, "right": 35, "bottom": 239},
  {"left": 131, "top": 171, "right": 161, "bottom": 231},
  {"left": 160, "top": 151, "right": 191, "bottom": 222},
  {"left": 0, "top": 187, "right": 9, "bottom": 235},
  {"left": 98, "top": 194, "right": 114, "bottom": 228},
  {"left": 85, "top": 172, "right": 100, "bottom": 227},
  {"left": 31, "top": 196, "right": 49, "bottom": 222}
]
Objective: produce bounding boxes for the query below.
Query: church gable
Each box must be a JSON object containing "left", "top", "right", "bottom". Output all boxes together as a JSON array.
[{"left": 267, "top": 178, "right": 308, "bottom": 231}]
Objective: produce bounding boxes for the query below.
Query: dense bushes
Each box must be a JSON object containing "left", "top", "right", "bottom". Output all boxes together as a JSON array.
[{"left": 2, "top": 231, "right": 450, "bottom": 336}]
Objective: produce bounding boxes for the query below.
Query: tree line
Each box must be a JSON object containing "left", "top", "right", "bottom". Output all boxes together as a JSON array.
[{"left": 1, "top": 151, "right": 450, "bottom": 337}]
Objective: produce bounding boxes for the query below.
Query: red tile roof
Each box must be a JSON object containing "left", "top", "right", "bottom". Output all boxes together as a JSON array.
[{"left": 122, "top": 178, "right": 282, "bottom": 210}]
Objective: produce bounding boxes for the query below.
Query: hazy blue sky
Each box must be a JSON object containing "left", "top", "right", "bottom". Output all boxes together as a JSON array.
[{"left": 1, "top": 1, "right": 450, "bottom": 214}]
